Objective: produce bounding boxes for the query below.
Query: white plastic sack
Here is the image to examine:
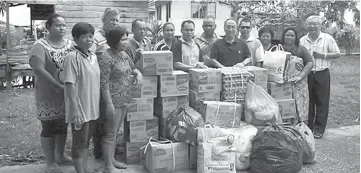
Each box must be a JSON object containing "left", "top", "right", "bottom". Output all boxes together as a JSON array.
[
  {"left": 294, "top": 122, "right": 317, "bottom": 164},
  {"left": 263, "top": 44, "right": 291, "bottom": 82},
  {"left": 228, "top": 124, "right": 258, "bottom": 171}
]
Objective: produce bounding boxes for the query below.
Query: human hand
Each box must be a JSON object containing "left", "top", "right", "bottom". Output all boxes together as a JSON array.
[
  {"left": 134, "top": 72, "right": 143, "bottom": 87},
  {"left": 233, "top": 62, "right": 245, "bottom": 68},
  {"left": 289, "top": 76, "right": 303, "bottom": 83},
  {"left": 105, "top": 103, "right": 115, "bottom": 120},
  {"left": 196, "top": 63, "right": 208, "bottom": 69},
  {"left": 135, "top": 48, "right": 143, "bottom": 58},
  {"left": 313, "top": 51, "right": 325, "bottom": 59},
  {"left": 73, "top": 110, "right": 84, "bottom": 126}
]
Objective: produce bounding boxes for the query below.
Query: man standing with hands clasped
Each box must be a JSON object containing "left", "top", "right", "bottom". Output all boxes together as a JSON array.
[{"left": 300, "top": 15, "right": 341, "bottom": 139}]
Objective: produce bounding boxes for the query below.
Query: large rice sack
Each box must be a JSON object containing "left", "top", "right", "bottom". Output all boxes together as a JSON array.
[
  {"left": 197, "top": 126, "right": 237, "bottom": 173},
  {"left": 166, "top": 106, "right": 205, "bottom": 145},
  {"left": 295, "top": 122, "right": 317, "bottom": 164}
]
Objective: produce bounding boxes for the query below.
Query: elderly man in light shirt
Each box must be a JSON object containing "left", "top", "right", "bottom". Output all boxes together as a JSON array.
[
  {"left": 300, "top": 15, "right": 341, "bottom": 139},
  {"left": 238, "top": 17, "right": 264, "bottom": 67}
]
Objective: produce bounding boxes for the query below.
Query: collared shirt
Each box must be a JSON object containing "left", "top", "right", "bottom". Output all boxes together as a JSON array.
[
  {"left": 153, "top": 39, "right": 170, "bottom": 51},
  {"left": 91, "top": 28, "right": 109, "bottom": 57},
  {"left": 300, "top": 32, "right": 340, "bottom": 71},
  {"left": 174, "top": 37, "right": 200, "bottom": 67},
  {"left": 195, "top": 32, "right": 221, "bottom": 58},
  {"left": 125, "top": 36, "right": 151, "bottom": 67},
  {"left": 210, "top": 37, "right": 251, "bottom": 67},
  {"left": 63, "top": 47, "right": 101, "bottom": 123},
  {"left": 241, "top": 36, "right": 264, "bottom": 65}
]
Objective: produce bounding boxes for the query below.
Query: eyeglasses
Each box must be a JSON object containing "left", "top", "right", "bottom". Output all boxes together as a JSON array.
[{"left": 240, "top": 26, "right": 251, "bottom": 29}]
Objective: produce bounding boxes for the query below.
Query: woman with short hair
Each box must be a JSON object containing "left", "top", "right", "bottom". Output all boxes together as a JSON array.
[
  {"left": 29, "top": 13, "right": 73, "bottom": 173},
  {"left": 99, "top": 26, "right": 143, "bottom": 173},
  {"left": 258, "top": 26, "right": 275, "bottom": 51}
]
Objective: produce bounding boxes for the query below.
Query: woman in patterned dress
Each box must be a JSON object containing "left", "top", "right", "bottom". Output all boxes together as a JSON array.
[
  {"left": 29, "top": 13, "right": 73, "bottom": 173},
  {"left": 98, "top": 26, "right": 143, "bottom": 172}
]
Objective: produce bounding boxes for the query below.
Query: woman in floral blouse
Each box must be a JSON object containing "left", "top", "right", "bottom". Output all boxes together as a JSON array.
[{"left": 98, "top": 26, "right": 143, "bottom": 172}]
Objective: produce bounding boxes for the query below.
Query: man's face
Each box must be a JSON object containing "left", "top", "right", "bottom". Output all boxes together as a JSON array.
[
  {"left": 307, "top": 19, "right": 321, "bottom": 34},
  {"left": 103, "top": 14, "right": 119, "bottom": 32},
  {"left": 202, "top": 19, "right": 216, "bottom": 35},
  {"left": 224, "top": 20, "right": 238, "bottom": 37},
  {"left": 181, "top": 22, "right": 195, "bottom": 41},
  {"left": 239, "top": 21, "right": 251, "bottom": 37},
  {"left": 132, "top": 21, "right": 147, "bottom": 40},
  {"left": 163, "top": 24, "right": 175, "bottom": 40}
]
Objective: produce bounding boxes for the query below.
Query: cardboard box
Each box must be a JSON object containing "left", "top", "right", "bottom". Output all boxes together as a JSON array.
[
  {"left": 277, "top": 99, "right": 297, "bottom": 120},
  {"left": 124, "top": 117, "right": 159, "bottom": 143},
  {"left": 125, "top": 142, "right": 147, "bottom": 165},
  {"left": 189, "top": 145, "right": 197, "bottom": 169},
  {"left": 126, "top": 98, "right": 154, "bottom": 121},
  {"left": 140, "top": 51, "right": 173, "bottom": 76},
  {"left": 189, "top": 69, "right": 222, "bottom": 93},
  {"left": 200, "top": 101, "right": 243, "bottom": 128},
  {"left": 268, "top": 82, "right": 293, "bottom": 100},
  {"left": 154, "top": 95, "right": 189, "bottom": 118},
  {"left": 130, "top": 76, "right": 158, "bottom": 98},
  {"left": 159, "top": 71, "right": 189, "bottom": 97},
  {"left": 145, "top": 142, "right": 190, "bottom": 173},
  {"left": 243, "top": 66, "right": 268, "bottom": 90},
  {"left": 189, "top": 90, "right": 220, "bottom": 112}
]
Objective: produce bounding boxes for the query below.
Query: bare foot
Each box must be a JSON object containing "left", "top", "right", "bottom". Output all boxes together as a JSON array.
[
  {"left": 112, "top": 160, "right": 127, "bottom": 169},
  {"left": 103, "top": 166, "right": 117, "bottom": 173},
  {"left": 56, "top": 154, "right": 73, "bottom": 165}
]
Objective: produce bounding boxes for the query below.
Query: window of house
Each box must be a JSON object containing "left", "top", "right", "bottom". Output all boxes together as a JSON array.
[
  {"left": 166, "top": 2, "right": 171, "bottom": 22},
  {"left": 191, "top": 1, "right": 216, "bottom": 18},
  {"left": 156, "top": 6, "right": 162, "bottom": 20}
]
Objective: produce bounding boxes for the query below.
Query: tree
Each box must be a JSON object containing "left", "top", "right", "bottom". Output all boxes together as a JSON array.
[{"left": 0, "top": 1, "right": 6, "bottom": 16}]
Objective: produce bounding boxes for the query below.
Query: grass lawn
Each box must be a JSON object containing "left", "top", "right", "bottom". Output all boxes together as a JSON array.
[{"left": 0, "top": 55, "right": 359, "bottom": 167}]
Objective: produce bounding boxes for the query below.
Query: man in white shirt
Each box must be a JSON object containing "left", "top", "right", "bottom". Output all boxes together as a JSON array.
[{"left": 300, "top": 15, "right": 341, "bottom": 139}]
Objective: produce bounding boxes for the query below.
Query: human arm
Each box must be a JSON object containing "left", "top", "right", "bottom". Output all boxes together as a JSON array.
[
  {"left": 313, "top": 35, "right": 341, "bottom": 60},
  {"left": 98, "top": 52, "right": 115, "bottom": 119},
  {"left": 29, "top": 44, "right": 63, "bottom": 91},
  {"left": 126, "top": 52, "right": 143, "bottom": 86},
  {"left": 234, "top": 43, "right": 252, "bottom": 67},
  {"left": 208, "top": 42, "right": 225, "bottom": 68},
  {"left": 289, "top": 46, "right": 314, "bottom": 83}
]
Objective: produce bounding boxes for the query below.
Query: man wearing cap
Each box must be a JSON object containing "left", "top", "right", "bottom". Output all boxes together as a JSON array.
[{"left": 300, "top": 15, "right": 341, "bottom": 139}]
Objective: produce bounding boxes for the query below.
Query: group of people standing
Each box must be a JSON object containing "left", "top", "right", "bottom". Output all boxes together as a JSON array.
[{"left": 29, "top": 6, "right": 340, "bottom": 173}]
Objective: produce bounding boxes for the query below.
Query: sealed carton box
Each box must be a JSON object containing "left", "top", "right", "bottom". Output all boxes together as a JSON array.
[
  {"left": 189, "top": 69, "right": 222, "bottom": 93},
  {"left": 124, "top": 117, "right": 159, "bottom": 143},
  {"left": 277, "top": 99, "right": 297, "bottom": 120},
  {"left": 131, "top": 76, "right": 158, "bottom": 98},
  {"left": 243, "top": 66, "right": 268, "bottom": 90},
  {"left": 159, "top": 71, "right": 189, "bottom": 97},
  {"left": 126, "top": 98, "right": 154, "bottom": 121},
  {"left": 140, "top": 51, "right": 173, "bottom": 76},
  {"left": 267, "top": 82, "right": 293, "bottom": 100},
  {"left": 200, "top": 101, "right": 243, "bottom": 128},
  {"left": 189, "top": 90, "right": 220, "bottom": 112},
  {"left": 125, "top": 142, "right": 146, "bottom": 165},
  {"left": 145, "top": 141, "right": 190, "bottom": 173}
]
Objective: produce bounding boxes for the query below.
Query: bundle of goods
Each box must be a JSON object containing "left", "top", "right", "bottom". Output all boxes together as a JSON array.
[
  {"left": 262, "top": 44, "right": 292, "bottom": 83},
  {"left": 220, "top": 67, "right": 253, "bottom": 103},
  {"left": 245, "top": 81, "right": 282, "bottom": 126},
  {"left": 197, "top": 126, "right": 238, "bottom": 173},
  {"left": 294, "top": 122, "right": 317, "bottom": 164},
  {"left": 250, "top": 124, "right": 304, "bottom": 173},
  {"left": 165, "top": 106, "right": 205, "bottom": 145},
  {"left": 200, "top": 101, "right": 243, "bottom": 128},
  {"left": 144, "top": 138, "right": 190, "bottom": 173}
]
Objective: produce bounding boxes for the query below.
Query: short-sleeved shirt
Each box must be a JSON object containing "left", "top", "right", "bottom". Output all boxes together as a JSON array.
[
  {"left": 29, "top": 38, "right": 73, "bottom": 121},
  {"left": 172, "top": 37, "right": 202, "bottom": 67},
  {"left": 125, "top": 37, "right": 151, "bottom": 67},
  {"left": 91, "top": 28, "right": 109, "bottom": 57},
  {"left": 242, "top": 36, "right": 264, "bottom": 65},
  {"left": 300, "top": 32, "right": 340, "bottom": 71},
  {"left": 154, "top": 39, "right": 170, "bottom": 51},
  {"left": 98, "top": 49, "right": 135, "bottom": 108},
  {"left": 283, "top": 45, "right": 313, "bottom": 65},
  {"left": 63, "top": 47, "right": 101, "bottom": 123},
  {"left": 210, "top": 37, "right": 251, "bottom": 67},
  {"left": 194, "top": 32, "right": 221, "bottom": 58}
]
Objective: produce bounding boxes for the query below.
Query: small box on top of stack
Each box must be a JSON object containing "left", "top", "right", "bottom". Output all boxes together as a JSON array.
[{"left": 124, "top": 50, "right": 174, "bottom": 165}]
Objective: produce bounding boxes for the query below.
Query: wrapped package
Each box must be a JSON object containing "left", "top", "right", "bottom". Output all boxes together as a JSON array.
[
  {"left": 245, "top": 81, "right": 282, "bottom": 126},
  {"left": 197, "top": 126, "right": 237, "bottom": 173},
  {"left": 166, "top": 106, "right": 205, "bottom": 145},
  {"left": 250, "top": 124, "right": 304, "bottom": 173},
  {"left": 295, "top": 122, "right": 317, "bottom": 164},
  {"left": 263, "top": 44, "right": 291, "bottom": 82},
  {"left": 220, "top": 67, "right": 252, "bottom": 103},
  {"left": 200, "top": 101, "right": 243, "bottom": 128}
]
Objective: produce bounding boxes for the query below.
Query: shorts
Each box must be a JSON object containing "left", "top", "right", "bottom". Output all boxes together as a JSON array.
[
  {"left": 71, "top": 120, "right": 95, "bottom": 158},
  {"left": 40, "top": 118, "right": 68, "bottom": 137}
]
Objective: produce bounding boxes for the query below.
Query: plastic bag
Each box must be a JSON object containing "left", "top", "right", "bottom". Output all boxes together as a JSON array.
[
  {"left": 263, "top": 44, "right": 291, "bottom": 82},
  {"left": 245, "top": 81, "right": 282, "bottom": 126},
  {"left": 250, "top": 124, "right": 304, "bottom": 173},
  {"left": 228, "top": 124, "right": 258, "bottom": 171},
  {"left": 295, "top": 122, "right": 317, "bottom": 164},
  {"left": 197, "top": 126, "right": 237, "bottom": 173},
  {"left": 166, "top": 106, "right": 205, "bottom": 145}
]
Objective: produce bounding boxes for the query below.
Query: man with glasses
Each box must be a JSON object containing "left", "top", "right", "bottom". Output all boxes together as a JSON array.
[
  {"left": 239, "top": 18, "right": 263, "bottom": 67},
  {"left": 195, "top": 16, "right": 221, "bottom": 60},
  {"left": 207, "top": 18, "right": 251, "bottom": 68},
  {"left": 300, "top": 15, "right": 340, "bottom": 139}
]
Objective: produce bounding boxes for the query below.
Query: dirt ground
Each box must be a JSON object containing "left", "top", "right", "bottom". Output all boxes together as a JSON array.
[{"left": 0, "top": 55, "right": 359, "bottom": 167}]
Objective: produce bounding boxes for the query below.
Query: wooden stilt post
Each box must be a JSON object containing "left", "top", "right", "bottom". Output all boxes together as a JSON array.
[{"left": 5, "top": 2, "right": 11, "bottom": 89}]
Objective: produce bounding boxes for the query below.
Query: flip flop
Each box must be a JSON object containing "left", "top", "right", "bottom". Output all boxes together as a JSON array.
[
  {"left": 113, "top": 161, "right": 127, "bottom": 169},
  {"left": 313, "top": 132, "right": 323, "bottom": 139}
]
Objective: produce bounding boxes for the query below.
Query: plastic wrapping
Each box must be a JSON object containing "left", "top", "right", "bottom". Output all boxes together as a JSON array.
[
  {"left": 245, "top": 81, "right": 282, "bottom": 126},
  {"left": 263, "top": 44, "right": 291, "bottom": 82},
  {"left": 220, "top": 67, "right": 253, "bottom": 103},
  {"left": 166, "top": 106, "right": 205, "bottom": 145},
  {"left": 295, "top": 122, "right": 317, "bottom": 164},
  {"left": 250, "top": 124, "right": 303, "bottom": 173}
]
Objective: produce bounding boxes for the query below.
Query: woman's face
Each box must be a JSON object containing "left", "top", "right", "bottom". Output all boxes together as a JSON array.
[
  {"left": 260, "top": 32, "right": 272, "bottom": 45},
  {"left": 48, "top": 17, "right": 66, "bottom": 37},
  {"left": 163, "top": 24, "right": 175, "bottom": 40},
  {"left": 117, "top": 34, "right": 128, "bottom": 51},
  {"left": 284, "top": 30, "right": 296, "bottom": 45},
  {"left": 75, "top": 33, "right": 94, "bottom": 51}
]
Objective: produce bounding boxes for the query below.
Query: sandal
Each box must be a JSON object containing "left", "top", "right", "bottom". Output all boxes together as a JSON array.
[
  {"left": 313, "top": 132, "right": 323, "bottom": 139},
  {"left": 113, "top": 160, "right": 127, "bottom": 169}
]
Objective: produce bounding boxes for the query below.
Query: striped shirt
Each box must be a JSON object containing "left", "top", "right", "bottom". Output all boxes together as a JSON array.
[
  {"left": 194, "top": 32, "right": 221, "bottom": 58},
  {"left": 91, "top": 28, "right": 109, "bottom": 57},
  {"left": 300, "top": 32, "right": 340, "bottom": 71},
  {"left": 125, "top": 37, "right": 151, "bottom": 67},
  {"left": 153, "top": 39, "right": 170, "bottom": 51}
]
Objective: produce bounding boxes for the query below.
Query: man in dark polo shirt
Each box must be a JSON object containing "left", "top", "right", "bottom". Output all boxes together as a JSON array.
[{"left": 208, "top": 18, "right": 251, "bottom": 68}]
